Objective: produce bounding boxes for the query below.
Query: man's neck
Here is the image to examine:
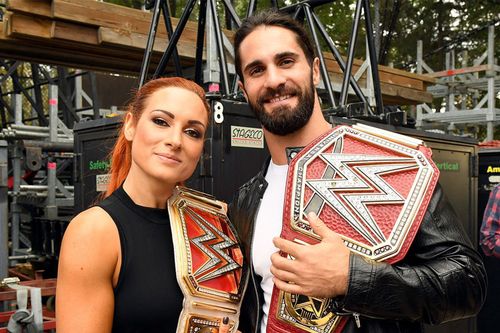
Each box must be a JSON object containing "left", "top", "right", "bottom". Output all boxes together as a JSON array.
[{"left": 265, "top": 109, "right": 331, "bottom": 165}]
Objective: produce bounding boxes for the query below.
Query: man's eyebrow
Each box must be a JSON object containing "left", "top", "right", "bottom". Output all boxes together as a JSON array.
[
  {"left": 152, "top": 109, "right": 206, "bottom": 129},
  {"left": 243, "top": 51, "right": 300, "bottom": 74},
  {"left": 275, "top": 51, "right": 299, "bottom": 60},
  {"left": 243, "top": 59, "right": 263, "bottom": 74}
]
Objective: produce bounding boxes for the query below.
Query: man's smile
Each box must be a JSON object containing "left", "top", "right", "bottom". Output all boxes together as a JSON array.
[{"left": 268, "top": 94, "right": 293, "bottom": 103}]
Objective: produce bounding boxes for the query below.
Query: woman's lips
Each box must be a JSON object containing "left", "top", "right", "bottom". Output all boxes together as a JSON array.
[{"left": 155, "top": 153, "right": 181, "bottom": 164}]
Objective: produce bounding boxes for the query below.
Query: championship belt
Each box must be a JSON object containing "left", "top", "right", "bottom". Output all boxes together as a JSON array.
[
  {"left": 267, "top": 123, "right": 440, "bottom": 333},
  {"left": 168, "top": 186, "right": 248, "bottom": 333}
]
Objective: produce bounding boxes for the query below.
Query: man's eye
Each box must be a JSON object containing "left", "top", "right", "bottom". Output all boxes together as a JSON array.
[
  {"left": 153, "top": 118, "right": 168, "bottom": 126},
  {"left": 280, "top": 59, "right": 294, "bottom": 66},
  {"left": 185, "top": 129, "right": 202, "bottom": 138},
  {"left": 250, "top": 67, "right": 264, "bottom": 76}
]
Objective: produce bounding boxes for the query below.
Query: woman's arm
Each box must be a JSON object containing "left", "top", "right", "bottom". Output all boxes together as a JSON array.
[{"left": 56, "top": 207, "right": 121, "bottom": 333}]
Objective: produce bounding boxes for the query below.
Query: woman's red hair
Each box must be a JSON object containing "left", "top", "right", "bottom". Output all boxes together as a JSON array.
[{"left": 103, "top": 77, "right": 210, "bottom": 198}]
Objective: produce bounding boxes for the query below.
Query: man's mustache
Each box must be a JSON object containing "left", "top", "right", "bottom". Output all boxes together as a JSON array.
[{"left": 258, "top": 85, "right": 298, "bottom": 104}]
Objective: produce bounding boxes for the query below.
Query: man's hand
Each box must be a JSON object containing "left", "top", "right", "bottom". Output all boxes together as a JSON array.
[
  {"left": 218, "top": 316, "right": 241, "bottom": 333},
  {"left": 270, "top": 212, "right": 351, "bottom": 298}
]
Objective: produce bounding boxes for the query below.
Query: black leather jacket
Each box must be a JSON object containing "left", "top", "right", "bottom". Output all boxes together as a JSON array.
[{"left": 228, "top": 158, "right": 487, "bottom": 333}]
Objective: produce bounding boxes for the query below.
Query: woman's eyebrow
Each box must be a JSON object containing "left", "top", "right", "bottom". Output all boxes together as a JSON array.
[
  {"left": 152, "top": 109, "right": 175, "bottom": 118},
  {"left": 188, "top": 120, "right": 206, "bottom": 128},
  {"left": 152, "top": 109, "right": 206, "bottom": 129}
]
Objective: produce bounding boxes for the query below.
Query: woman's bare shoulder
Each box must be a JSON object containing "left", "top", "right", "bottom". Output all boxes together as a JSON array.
[
  {"left": 66, "top": 206, "right": 115, "bottom": 236},
  {"left": 60, "top": 206, "right": 119, "bottom": 267}
]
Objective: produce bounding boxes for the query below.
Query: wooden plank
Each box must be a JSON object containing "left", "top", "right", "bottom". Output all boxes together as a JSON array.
[
  {"left": 56, "top": 0, "right": 152, "bottom": 22},
  {"left": 378, "top": 81, "right": 433, "bottom": 104},
  {"left": 51, "top": 0, "right": 231, "bottom": 43},
  {"left": 321, "top": 53, "right": 435, "bottom": 85},
  {"left": 379, "top": 65, "right": 436, "bottom": 85},
  {"left": 322, "top": 55, "right": 428, "bottom": 91},
  {"left": 326, "top": 70, "right": 433, "bottom": 105},
  {"left": 397, "top": 85, "right": 433, "bottom": 104},
  {"left": 6, "top": 0, "right": 52, "bottom": 18},
  {"left": 0, "top": 39, "right": 150, "bottom": 74},
  {"left": 378, "top": 69, "right": 424, "bottom": 91},
  {"left": 52, "top": 0, "right": 168, "bottom": 35},
  {"left": 6, "top": 12, "right": 101, "bottom": 47},
  {"left": 1, "top": 12, "right": 11, "bottom": 38},
  {"left": 427, "top": 64, "right": 489, "bottom": 78},
  {"left": 4, "top": 11, "right": 52, "bottom": 39},
  {"left": 0, "top": 33, "right": 185, "bottom": 75},
  {"left": 98, "top": 26, "right": 198, "bottom": 60},
  {"left": 0, "top": 13, "right": 187, "bottom": 68},
  {"left": 4, "top": 13, "right": 144, "bottom": 60},
  {"left": 51, "top": 20, "right": 99, "bottom": 45}
]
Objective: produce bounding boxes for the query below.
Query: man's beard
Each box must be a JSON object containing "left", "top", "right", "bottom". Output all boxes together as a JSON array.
[{"left": 248, "top": 75, "right": 315, "bottom": 136}]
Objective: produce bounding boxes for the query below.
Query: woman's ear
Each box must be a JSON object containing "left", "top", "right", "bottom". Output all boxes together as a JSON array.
[{"left": 123, "top": 113, "right": 136, "bottom": 141}]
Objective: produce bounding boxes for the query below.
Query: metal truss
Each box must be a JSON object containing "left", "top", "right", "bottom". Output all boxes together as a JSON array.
[
  {"left": 140, "top": 0, "right": 401, "bottom": 124},
  {"left": 416, "top": 25, "right": 500, "bottom": 140}
]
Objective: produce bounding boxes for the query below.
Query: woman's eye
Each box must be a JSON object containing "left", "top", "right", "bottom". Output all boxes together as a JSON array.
[
  {"left": 153, "top": 118, "right": 168, "bottom": 126},
  {"left": 185, "top": 129, "right": 202, "bottom": 138}
]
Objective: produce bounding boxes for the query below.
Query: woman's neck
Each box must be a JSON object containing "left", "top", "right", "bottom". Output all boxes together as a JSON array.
[{"left": 122, "top": 171, "right": 174, "bottom": 209}]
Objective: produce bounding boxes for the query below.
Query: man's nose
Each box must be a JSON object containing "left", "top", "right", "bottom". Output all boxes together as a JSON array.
[{"left": 264, "top": 67, "right": 286, "bottom": 89}]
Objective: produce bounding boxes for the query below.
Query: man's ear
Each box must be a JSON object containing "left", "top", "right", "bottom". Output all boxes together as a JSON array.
[
  {"left": 123, "top": 112, "right": 136, "bottom": 141},
  {"left": 238, "top": 81, "right": 249, "bottom": 102},
  {"left": 312, "top": 57, "right": 321, "bottom": 86}
]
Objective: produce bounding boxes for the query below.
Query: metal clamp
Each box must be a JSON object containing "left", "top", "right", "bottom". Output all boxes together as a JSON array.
[{"left": 1, "top": 277, "right": 21, "bottom": 287}]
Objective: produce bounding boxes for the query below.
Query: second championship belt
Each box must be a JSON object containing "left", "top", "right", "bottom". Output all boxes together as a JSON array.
[
  {"left": 168, "top": 186, "right": 248, "bottom": 333},
  {"left": 267, "top": 123, "right": 440, "bottom": 333}
]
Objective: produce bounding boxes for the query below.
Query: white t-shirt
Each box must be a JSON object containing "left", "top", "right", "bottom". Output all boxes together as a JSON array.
[{"left": 252, "top": 160, "right": 289, "bottom": 333}]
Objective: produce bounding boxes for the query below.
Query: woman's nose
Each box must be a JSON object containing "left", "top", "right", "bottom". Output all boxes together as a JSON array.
[{"left": 165, "top": 129, "right": 182, "bottom": 150}]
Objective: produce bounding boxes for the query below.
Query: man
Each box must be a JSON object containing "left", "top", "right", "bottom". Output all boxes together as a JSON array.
[
  {"left": 480, "top": 184, "right": 500, "bottom": 258},
  {"left": 228, "top": 10, "right": 487, "bottom": 333}
]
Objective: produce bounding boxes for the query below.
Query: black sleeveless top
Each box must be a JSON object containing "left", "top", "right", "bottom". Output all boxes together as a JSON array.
[{"left": 98, "top": 186, "right": 183, "bottom": 332}]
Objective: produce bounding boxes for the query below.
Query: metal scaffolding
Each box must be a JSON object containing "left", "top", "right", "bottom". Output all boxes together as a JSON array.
[
  {"left": 416, "top": 25, "right": 500, "bottom": 140},
  {"left": 0, "top": 62, "right": 103, "bottom": 277},
  {"left": 0, "top": 140, "right": 8, "bottom": 280}
]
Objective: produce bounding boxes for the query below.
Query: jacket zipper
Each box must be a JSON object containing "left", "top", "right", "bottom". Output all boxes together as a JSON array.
[{"left": 353, "top": 312, "right": 361, "bottom": 328}]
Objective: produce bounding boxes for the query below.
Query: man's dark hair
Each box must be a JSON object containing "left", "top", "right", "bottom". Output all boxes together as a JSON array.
[{"left": 234, "top": 10, "right": 316, "bottom": 82}]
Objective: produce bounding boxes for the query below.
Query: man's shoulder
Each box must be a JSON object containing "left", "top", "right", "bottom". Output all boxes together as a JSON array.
[
  {"left": 234, "top": 172, "right": 266, "bottom": 199},
  {"left": 234, "top": 158, "right": 270, "bottom": 196}
]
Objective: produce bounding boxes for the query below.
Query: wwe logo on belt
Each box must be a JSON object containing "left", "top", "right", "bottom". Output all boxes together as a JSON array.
[
  {"left": 305, "top": 153, "right": 417, "bottom": 245},
  {"left": 186, "top": 206, "right": 241, "bottom": 282}
]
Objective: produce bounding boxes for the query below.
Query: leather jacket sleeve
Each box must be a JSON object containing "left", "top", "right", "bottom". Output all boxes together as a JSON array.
[{"left": 338, "top": 184, "right": 487, "bottom": 324}]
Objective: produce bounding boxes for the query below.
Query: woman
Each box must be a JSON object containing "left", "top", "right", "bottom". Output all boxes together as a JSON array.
[{"left": 56, "top": 77, "right": 234, "bottom": 332}]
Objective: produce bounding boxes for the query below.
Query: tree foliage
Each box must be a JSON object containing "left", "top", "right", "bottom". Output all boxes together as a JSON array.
[
  {"left": 104, "top": 0, "right": 499, "bottom": 71},
  {"left": 104, "top": 0, "right": 499, "bottom": 139}
]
